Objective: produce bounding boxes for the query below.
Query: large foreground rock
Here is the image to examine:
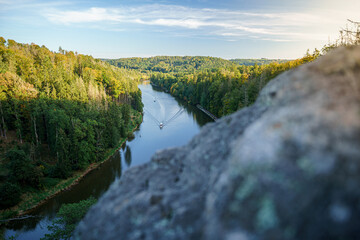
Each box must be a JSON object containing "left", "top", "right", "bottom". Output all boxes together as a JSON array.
[{"left": 76, "top": 46, "right": 360, "bottom": 240}]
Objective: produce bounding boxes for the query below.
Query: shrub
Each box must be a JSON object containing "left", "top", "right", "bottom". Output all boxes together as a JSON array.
[
  {"left": 41, "top": 197, "right": 97, "bottom": 240},
  {"left": 0, "top": 182, "right": 21, "bottom": 209}
]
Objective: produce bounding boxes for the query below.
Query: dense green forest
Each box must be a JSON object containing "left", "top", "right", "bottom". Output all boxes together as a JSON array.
[
  {"left": 0, "top": 37, "right": 143, "bottom": 210},
  {"left": 105, "top": 55, "right": 306, "bottom": 118},
  {"left": 105, "top": 47, "right": 320, "bottom": 119},
  {"left": 105, "top": 56, "right": 236, "bottom": 74},
  {"left": 150, "top": 52, "right": 319, "bottom": 117},
  {"left": 106, "top": 56, "right": 291, "bottom": 74},
  {"left": 230, "top": 58, "right": 289, "bottom": 66}
]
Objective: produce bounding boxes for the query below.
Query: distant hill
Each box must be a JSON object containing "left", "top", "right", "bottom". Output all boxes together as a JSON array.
[
  {"left": 104, "top": 56, "right": 236, "bottom": 74},
  {"left": 230, "top": 58, "right": 290, "bottom": 66}
]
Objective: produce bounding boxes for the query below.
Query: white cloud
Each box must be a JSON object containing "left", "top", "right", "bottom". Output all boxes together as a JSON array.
[
  {"left": 47, "top": 7, "right": 124, "bottom": 24},
  {"left": 42, "top": 3, "right": 356, "bottom": 42}
]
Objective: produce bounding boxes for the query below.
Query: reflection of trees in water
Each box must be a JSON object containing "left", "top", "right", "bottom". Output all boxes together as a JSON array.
[
  {"left": 110, "top": 150, "right": 122, "bottom": 181},
  {"left": 3, "top": 215, "right": 42, "bottom": 232},
  {"left": 125, "top": 145, "right": 132, "bottom": 167},
  {"left": 4, "top": 150, "right": 124, "bottom": 234}
]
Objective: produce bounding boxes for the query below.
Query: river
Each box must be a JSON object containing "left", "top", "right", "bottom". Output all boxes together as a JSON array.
[{"left": 3, "top": 81, "right": 212, "bottom": 240}]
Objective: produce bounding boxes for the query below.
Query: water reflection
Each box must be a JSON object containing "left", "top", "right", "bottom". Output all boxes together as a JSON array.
[
  {"left": 124, "top": 145, "right": 132, "bottom": 167},
  {"left": 4, "top": 82, "right": 213, "bottom": 240},
  {"left": 4, "top": 149, "right": 123, "bottom": 240}
]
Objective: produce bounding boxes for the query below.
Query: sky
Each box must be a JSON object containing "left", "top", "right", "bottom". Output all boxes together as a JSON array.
[{"left": 0, "top": 0, "right": 359, "bottom": 59}]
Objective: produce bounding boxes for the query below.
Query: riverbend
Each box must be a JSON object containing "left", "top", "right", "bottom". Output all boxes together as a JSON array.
[{"left": 3, "top": 82, "right": 212, "bottom": 240}]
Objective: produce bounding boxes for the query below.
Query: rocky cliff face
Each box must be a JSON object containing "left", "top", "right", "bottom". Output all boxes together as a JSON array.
[{"left": 76, "top": 46, "right": 360, "bottom": 240}]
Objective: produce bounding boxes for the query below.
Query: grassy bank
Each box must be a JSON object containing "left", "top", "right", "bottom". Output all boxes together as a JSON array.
[{"left": 0, "top": 110, "right": 143, "bottom": 222}]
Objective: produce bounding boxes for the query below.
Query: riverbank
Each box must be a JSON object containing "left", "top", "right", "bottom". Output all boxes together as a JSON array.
[
  {"left": 0, "top": 110, "right": 143, "bottom": 223},
  {"left": 195, "top": 104, "right": 218, "bottom": 121}
]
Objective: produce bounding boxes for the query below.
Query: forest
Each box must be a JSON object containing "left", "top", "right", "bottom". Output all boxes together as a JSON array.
[
  {"left": 0, "top": 38, "right": 143, "bottom": 211},
  {"left": 149, "top": 52, "right": 319, "bottom": 117},
  {"left": 105, "top": 47, "right": 320, "bottom": 118},
  {"left": 105, "top": 56, "right": 235, "bottom": 74},
  {"left": 230, "top": 58, "right": 289, "bottom": 66}
]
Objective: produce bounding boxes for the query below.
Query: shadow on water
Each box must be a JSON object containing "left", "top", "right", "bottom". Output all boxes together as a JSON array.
[
  {"left": 4, "top": 150, "right": 123, "bottom": 235},
  {"left": 124, "top": 145, "right": 132, "bottom": 167}
]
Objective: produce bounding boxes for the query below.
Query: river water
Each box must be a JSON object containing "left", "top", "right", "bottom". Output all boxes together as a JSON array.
[{"left": 3, "top": 82, "right": 212, "bottom": 240}]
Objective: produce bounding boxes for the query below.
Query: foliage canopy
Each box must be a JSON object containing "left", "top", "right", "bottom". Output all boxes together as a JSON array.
[{"left": 0, "top": 38, "right": 143, "bottom": 210}]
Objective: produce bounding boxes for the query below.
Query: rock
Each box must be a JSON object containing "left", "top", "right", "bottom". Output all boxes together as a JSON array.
[{"left": 75, "top": 46, "right": 360, "bottom": 240}]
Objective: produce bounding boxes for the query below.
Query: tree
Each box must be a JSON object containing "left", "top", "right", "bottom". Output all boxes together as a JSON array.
[
  {"left": 41, "top": 197, "right": 97, "bottom": 240},
  {"left": 0, "top": 182, "right": 21, "bottom": 209},
  {"left": 7, "top": 147, "right": 42, "bottom": 188},
  {"left": 0, "top": 37, "right": 142, "bottom": 211}
]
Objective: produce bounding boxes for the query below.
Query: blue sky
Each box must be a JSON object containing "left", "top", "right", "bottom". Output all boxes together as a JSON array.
[{"left": 0, "top": 0, "right": 359, "bottom": 59}]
